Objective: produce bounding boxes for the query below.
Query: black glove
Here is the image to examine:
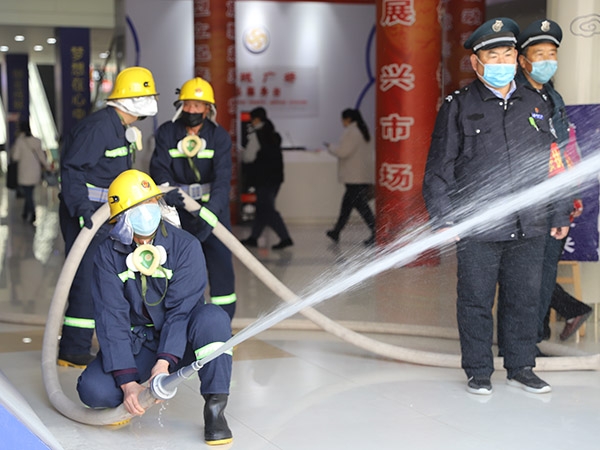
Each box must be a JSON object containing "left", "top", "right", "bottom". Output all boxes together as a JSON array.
[
  {"left": 184, "top": 209, "right": 214, "bottom": 242},
  {"left": 78, "top": 205, "right": 95, "bottom": 230},
  {"left": 163, "top": 188, "right": 186, "bottom": 209}
]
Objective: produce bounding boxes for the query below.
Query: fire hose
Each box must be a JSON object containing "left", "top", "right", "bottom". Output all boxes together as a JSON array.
[{"left": 41, "top": 189, "right": 600, "bottom": 426}]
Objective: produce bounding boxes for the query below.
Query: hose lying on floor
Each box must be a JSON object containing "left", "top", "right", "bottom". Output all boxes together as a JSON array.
[{"left": 40, "top": 191, "right": 600, "bottom": 426}]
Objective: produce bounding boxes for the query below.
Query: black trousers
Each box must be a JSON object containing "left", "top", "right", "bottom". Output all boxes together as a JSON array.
[
  {"left": 538, "top": 233, "right": 592, "bottom": 341},
  {"left": 250, "top": 183, "right": 291, "bottom": 241},
  {"left": 457, "top": 237, "right": 545, "bottom": 379},
  {"left": 331, "top": 183, "right": 375, "bottom": 235}
]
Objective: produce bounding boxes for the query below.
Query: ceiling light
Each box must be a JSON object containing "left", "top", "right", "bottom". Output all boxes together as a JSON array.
[
  {"left": 34, "top": 45, "right": 44, "bottom": 52},
  {"left": 0, "top": 46, "right": 8, "bottom": 52},
  {"left": 99, "top": 52, "right": 109, "bottom": 59},
  {"left": 46, "top": 37, "right": 57, "bottom": 45},
  {"left": 14, "top": 35, "right": 25, "bottom": 42}
]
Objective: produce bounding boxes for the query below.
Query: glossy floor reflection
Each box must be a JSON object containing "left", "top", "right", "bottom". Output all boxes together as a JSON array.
[{"left": 1, "top": 182, "right": 599, "bottom": 450}]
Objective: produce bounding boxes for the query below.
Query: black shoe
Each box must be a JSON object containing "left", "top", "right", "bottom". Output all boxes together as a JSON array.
[
  {"left": 203, "top": 394, "right": 233, "bottom": 445},
  {"left": 466, "top": 376, "right": 492, "bottom": 395},
  {"left": 57, "top": 353, "right": 95, "bottom": 368},
  {"left": 240, "top": 237, "right": 258, "bottom": 247},
  {"left": 507, "top": 367, "right": 551, "bottom": 393},
  {"left": 560, "top": 310, "right": 592, "bottom": 341},
  {"left": 326, "top": 230, "right": 339, "bottom": 243},
  {"left": 272, "top": 238, "right": 293, "bottom": 250}
]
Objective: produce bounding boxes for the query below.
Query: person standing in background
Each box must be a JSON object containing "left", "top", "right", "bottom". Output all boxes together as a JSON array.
[
  {"left": 11, "top": 121, "right": 51, "bottom": 224},
  {"left": 325, "top": 108, "right": 375, "bottom": 246},
  {"left": 240, "top": 107, "right": 293, "bottom": 250},
  {"left": 515, "top": 19, "right": 592, "bottom": 343}
]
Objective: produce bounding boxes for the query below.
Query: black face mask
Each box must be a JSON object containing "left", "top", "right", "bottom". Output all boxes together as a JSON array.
[{"left": 179, "top": 111, "right": 205, "bottom": 127}]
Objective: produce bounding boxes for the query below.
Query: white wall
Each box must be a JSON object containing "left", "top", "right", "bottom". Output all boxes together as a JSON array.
[
  {"left": 123, "top": 0, "right": 376, "bottom": 223},
  {"left": 124, "top": 0, "right": 195, "bottom": 173}
]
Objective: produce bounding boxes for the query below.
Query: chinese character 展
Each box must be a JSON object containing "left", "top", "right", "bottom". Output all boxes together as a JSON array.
[{"left": 380, "top": 0, "right": 416, "bottom": 27}]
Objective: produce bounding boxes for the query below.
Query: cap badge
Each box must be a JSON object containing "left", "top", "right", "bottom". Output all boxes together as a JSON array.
[
  {"left": 541, "top": 20, "right": 551, "bottom": 32},
  {"left": 492, "top": 20, "right": 503, "bottom": 32}
]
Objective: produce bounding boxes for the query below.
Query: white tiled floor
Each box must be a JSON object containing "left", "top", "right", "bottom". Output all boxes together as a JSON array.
[{"left": 1, "top": 182, "right": 599, "bottom": 450}]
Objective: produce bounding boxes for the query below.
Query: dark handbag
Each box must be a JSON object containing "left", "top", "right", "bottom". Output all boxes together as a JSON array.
[
  {"left": 42, "top": 170, "right": 59, "bottom": 187},
  {"left": 6, "top": 161, "right": 18, "bottom": 189}
]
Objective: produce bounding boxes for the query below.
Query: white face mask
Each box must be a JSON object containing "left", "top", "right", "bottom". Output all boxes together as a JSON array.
[{"left": 109, "top": 96, "right": 158, "bottom": 118}]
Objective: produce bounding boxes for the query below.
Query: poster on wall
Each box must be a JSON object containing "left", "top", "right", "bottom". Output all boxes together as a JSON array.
[
  {"left": 561, "top": 104, "right": 600, "bottom": 262},
  {"left": 237, "top": 66, "right": 318, "bottom": 118}
]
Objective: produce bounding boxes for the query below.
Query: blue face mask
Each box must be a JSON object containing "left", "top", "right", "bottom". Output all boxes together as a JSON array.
[
  {"left": 477, "top": 58, "right": 516, "bottom": 88},
  {"left": 128, "top": 203, "right": 162, "bottom": 237},
  {"left": 528, "top": 59, "right": 558, "bottom": 84}
]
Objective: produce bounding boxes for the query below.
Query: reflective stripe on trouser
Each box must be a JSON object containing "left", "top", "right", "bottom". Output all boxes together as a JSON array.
[
  {"left": 63, "top": 317, "right": 96, "bottom": 329},
  {"left": 195, "top": 341, "right": 233, "bottom": 360}
]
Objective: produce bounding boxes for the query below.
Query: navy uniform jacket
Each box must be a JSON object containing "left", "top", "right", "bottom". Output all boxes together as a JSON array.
[
  {"left": 150, "top": 119, "right": 232, "bottom": 220},
  {"left": 92, "top": 222, "right": 207, "bottom": 382},
  {"left": 60, "top": 107, "right": 132, "bottom": 218},
  {"left": 423, "top": 79, "right": 572, "bottom": 241}
]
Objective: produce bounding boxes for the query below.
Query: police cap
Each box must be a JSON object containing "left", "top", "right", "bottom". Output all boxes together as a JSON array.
[
  {"left": 464, "top": 17, "right": 520, "bottom": 52},
  {"left": 517, "top": 19, "right": 562, "bottom": 51}
]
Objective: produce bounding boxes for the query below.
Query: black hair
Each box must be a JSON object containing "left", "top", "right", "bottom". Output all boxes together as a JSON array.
[
  {"left": 250, "top": 107, "right": 267, "bottom": 122},
  {"left": 341, "top": 108, "right": 370, "bottom": 142},
  {"left": 18, "top": 121, "right": 32, "bottom": 137}
]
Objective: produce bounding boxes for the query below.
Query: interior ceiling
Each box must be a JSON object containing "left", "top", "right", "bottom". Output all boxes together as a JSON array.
[{"left": 0, "top": 24, "right": 114, "bottom": 66}]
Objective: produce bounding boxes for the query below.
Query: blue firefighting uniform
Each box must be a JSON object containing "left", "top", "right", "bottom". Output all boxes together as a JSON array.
[
  {"left": 150, "top": 119, "right": 237, "bottom": 320},
  {"left": 77, "top": 221, "right": 232, "bottom": 407},
  {"left": 59, "top": 107, "right": 135, "bottom": 356},
  {"left": 423, "top": 79, "right": 572, "bottom": 379}
]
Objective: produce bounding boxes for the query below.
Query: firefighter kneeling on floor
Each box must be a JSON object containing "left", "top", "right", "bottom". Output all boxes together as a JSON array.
[{"left": 76, "top": 169, "right": 233, "bottom": 446}]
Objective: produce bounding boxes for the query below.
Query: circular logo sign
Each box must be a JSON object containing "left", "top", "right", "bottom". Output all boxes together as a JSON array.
[{"left": 243, "top": 26, "right": 270, "bottom": 54}]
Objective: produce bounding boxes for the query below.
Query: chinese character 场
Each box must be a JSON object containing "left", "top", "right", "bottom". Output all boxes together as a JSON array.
[
  {"left": 379, "top": 163, "right": 414, "bottom": 192},
  {"left": 379, "top": 113, "right": 415, "bottom": 142},
  {"left": 380, "top": 0, "right": 416, "bottom": 27}
]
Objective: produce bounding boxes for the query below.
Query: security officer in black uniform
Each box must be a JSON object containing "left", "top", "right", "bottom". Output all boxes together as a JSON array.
[
  {"left": 516, "top": 19, "right": 592, "bottom": 343},
  {"left": 59, "top": 67, "right": 159, "bottom": 367},
  {"left": 423, "top": 18, "right": 572, "bottom": 395}
]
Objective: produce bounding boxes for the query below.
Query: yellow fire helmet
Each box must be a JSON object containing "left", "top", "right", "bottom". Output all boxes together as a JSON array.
[
  {"left": 177, "top": 77, "right": 215, "bottom": 104},
  {"left": 107, "top": 66, "right": 158, "bottom": 100},
  {"left": 108, "top": 169, "right": 163, "bottom": 221}
]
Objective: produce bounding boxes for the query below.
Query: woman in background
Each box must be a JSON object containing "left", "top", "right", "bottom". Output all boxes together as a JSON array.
[
  {"left": 11, "top": 121, "right": 50, "bottom": 224},
  {"left": 325, "top": 108, "right": 375, "bottom": 245}
]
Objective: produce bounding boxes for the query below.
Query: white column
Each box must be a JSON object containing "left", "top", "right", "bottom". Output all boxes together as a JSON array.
[{"left": 547, "top": 0, "right": 600, "bottom": 104}]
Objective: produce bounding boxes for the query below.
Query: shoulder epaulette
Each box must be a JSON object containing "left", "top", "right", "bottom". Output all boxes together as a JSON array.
[{"left": 444, "top": 86, "right": 469, "bottom": 103}]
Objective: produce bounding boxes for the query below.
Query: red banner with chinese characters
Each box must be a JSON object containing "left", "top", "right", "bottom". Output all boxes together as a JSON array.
[
  {"left": 375, "top": 0, "right": 440, "bottom": 259},
  {"left": 194, "top": 0, "right": 239, "bottom": 223},
  {"left": 442, "top": 0, "right": 484, "bottom": 95}
]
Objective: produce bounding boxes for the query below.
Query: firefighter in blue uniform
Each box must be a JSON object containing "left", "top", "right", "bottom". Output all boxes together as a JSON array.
[
  {"left": 422, "top": 18, "right": 572, "bottom": 395},
  {"left": 150, "top": 77, "right": 237, "bottom": 320},
  {"left": 77, "top": 170, "right": 233, "bottom": 446},
  {"left": 58, "top": 67, "right": 159, "bottom": 368}
]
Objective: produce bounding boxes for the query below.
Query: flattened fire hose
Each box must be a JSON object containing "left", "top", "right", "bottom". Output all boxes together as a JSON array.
[{"left": 41, "top": 189, "right": 600, "bottom": 426}]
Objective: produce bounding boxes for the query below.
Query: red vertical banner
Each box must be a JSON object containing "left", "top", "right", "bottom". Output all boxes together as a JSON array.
[
  {"left": 441, "top": 0, "right": 484, "bottom": 95},
  {"left": 375, "top": 0, "right": 441, "bottom": 254},
  {"left": 194, "top": 0, "right": 239, "bottom": 223}
]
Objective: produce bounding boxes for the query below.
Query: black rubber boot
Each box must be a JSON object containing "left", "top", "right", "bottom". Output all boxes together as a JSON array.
[{"left": 203, "top": 394, "right": 233, "bottom": 446}]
